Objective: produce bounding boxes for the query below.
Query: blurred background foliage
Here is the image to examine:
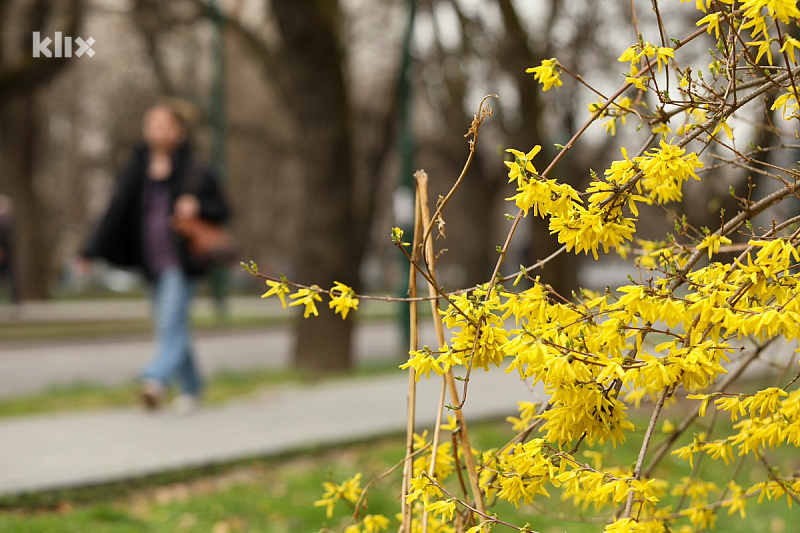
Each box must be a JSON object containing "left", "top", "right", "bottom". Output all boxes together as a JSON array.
[{"left": 2, "top": 0, "right": 788, "bottom": 370}]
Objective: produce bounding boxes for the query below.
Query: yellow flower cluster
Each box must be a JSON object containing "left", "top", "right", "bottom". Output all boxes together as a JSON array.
[
  {"left": 741, "top": 0, "right": 800, "bottom": 27},
  {"left": 329, "top": 281, "right": 360, "bottom": 319},
  {"left": 772, "top": 87, "right": 799, "bottom": 119},
  {"left": 618, "top": 42, "right": 674, "bottom": 74},
  {"left": 697, "top": 233, "right": 732, "bottom": 259},
  {"left": 344, "top": 515, "right": 390, "bottom": 533},
  {"left": 383, "top": 225, "right": 800, "bottom": 528},
  {"left": 549, "top": 206, "right": 638, "bottom": 260},
  {"left": 526, "top": 58, "right": 563, "bottom": 91},
  {"left": 314, "top": 473, "right": 363, "bottom": 519},
  {"left": 440, "top": 287, "right": 510, "bottom": 372},
  {"left": 405, "top": 474, "right": 443, "bottom": 505},
  {"left": 300, "top": 2, "right": 800, "bottom": 530},
  {"left": 505, "top": 142, "right": 703, "bottom": 261},
  {"left": 494, "top": 439, "right": 556, "bottom": 506},
  {"left": 505, "top": 147, "right": 580, "bottom": 218},
  {"left": 588, "top": 96, "right": 635, "bottom": 136},
  {"left": 400, "top": 233, "right": 800, "bottom": 460},
  {"left": 670, "top": 389, "right": 800, "bottom": 507},
  {"left": 637, "top": 141, "right": 703, "bottom": 204},
  {"left": 262, "top": 279, "right": 358, "bottom": 320},
  {"left": 411, "top": 430, "right": 456, "bottom": 480},
  {"left": 690, "top": 0, "right": 800, "bottom": 71},
  {"left": 289, "top": 287, "right": 322, "bottom": 318},
  {"left": 557, "top": 465, "right": 664, "bottom": 513},
  {"left": 604, "top": 517, "right": 666, "bottom": 533}
]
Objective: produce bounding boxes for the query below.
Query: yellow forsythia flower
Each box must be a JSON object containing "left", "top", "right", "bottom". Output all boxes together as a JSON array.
[
  {"left": 771, "top": 88, "right": 800, "bottom": 119},
  {"left": 618, "top": 42, "right": 673, "bottom": 72},
  {"left": 526, "top": 58, "right": 563, "bottom": 91},
  {"left": 289, "top": 286, "right": 322, "bottom": 318},
  {"left": 424, "top": 499, "right": 457, "bottom": 522},
  {"left": 722, "top": 482, "right": 747, "bottom": 518},
  {"left": 314, "top": 473, "right": 363, "bottom": 519},
  {"left": 742, "top": 0, "right": 800, "bottom": 24},
  {"left": 637, "top": 140, "right": 703, "bottom": 204},
  {"left": 362, "top": 514, "right": 390, "bottom": 533},
  {"left": 405, "top": 475, "right": 442, "bottom": 505},
  {"left": 780, "top": 35, "right": 800, "bottom": 65},
  {"left": 261, "top": 279, "right": 290, "bottom": 308},
  {"left": 697, "top": 12, "right": 722, "bottom": 39},
  {"left": 328, "top": 281, "right": 359, "bottom": 319},
  {"left": 746, "top": 39, "right": 774, "bottom": 65},
  {"left": 605, "top": 517, "right": 666, "bottom": 533},
  {"left": 505, "top": 146, "right": 541, "bottom": 185},
  {"left": 710, "top": 119, "right": 733, "bottom": 140},
  {"left": 626, "top": 75, "right": 649, "bottom": 91},
  {"left": 697, "top": 234, "right": 732, "bottom": 259},
  {"left": 400, "top": 346, "right": 443, "bottom": 381}
]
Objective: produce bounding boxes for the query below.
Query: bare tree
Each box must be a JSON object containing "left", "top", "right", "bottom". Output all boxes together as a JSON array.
[
  {"left": 199, "top": 0, "right": 394, "bottom": 371},
  {"left": 0, "top": 0, "right": 84, "bottom": 299},
  {"left": 408, "top": 0, "right": 618, "bottom": 296},
  {"left": 267, "top": 0, "right": 360, "bottom": 371}
]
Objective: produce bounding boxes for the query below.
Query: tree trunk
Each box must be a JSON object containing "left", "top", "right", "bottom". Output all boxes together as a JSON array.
[
  {"left": 496, "top": 0, "right": 577, "bottom": 297},
  {"left": 0, "top": 92, "right": 50, "bottom": 299},
  {"left": 0, "top": 0, "right": 83, "bottom": 301},
  {"left": 271, "top": 0, "right": 360, "bottom": 372}
]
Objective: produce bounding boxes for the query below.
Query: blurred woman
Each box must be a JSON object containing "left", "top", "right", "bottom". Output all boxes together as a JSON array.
[{"left": 79, "top": 102, "right": 230, "bottom": 412}]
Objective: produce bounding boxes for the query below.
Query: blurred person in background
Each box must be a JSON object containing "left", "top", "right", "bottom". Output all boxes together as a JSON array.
[
  {"left": 0, "top": 194, "right": 19, "bottom": 307},
  {"left": 77, "top": 101, "right": 230, "bottom": 412}
]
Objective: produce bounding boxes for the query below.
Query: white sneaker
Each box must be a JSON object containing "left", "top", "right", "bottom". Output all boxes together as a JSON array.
[{"left": 172, "top": 394, "right": 202, "bottom": 415}]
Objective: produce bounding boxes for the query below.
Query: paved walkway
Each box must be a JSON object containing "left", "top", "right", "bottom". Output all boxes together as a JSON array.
[
  {"left": 1, "top": 298, "right": 794, "bottom": 497},
  {"left": 0, "top": 369, "right": 537, "bottom": 496},
  {"left": 0, "top": 294, "right": 393, "bottom": 325},
  {"left": 0, "top": 323, "right": 414, "bottom": 397},
  {"left": 0, "top": 298, "right": 541, "bottom": 496}
]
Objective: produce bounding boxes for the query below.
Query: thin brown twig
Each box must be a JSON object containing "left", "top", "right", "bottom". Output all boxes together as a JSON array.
[
  {"left": 420, "top": 473, "right": 540, "bottom": 533},
  {"left": 420, "top": 94, "right": 497, "bottom": 273},
  {"left": 401, "top": 183, "right": 425, "bottom": 532},
  {"left": 758, "top": 454, "right": 800, "bottom": 507},
  {"left": 356, "top": 443, "right": 431, "bottom": 521},
  {"left": 416, "top": 171, "right": 488, "bottom": 529},
  {"left": 623, "top": 385, "right": 674, "bottom": 518},
  {"left": 642, "top": 339, "right": 773, "bottom": 479}
]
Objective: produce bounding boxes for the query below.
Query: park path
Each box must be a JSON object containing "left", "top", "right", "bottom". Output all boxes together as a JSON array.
[
  {"left": 1, "top": 296, "right": 793, "bottom": 497},
  {"left": 0, "top": 296, "right": 412, "bottom": 397},
  {"left": 0, "top": 367, "right": 537, "bottom": 496},
  {"left": 0, "top": 297, "right": 543, "bottom": 496},
  {"left": 0, "top": 324, "right": 412, "bottom": 397}
]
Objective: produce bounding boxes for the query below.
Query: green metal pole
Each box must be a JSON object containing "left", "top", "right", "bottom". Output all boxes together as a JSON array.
[
  {"left": 397, "top": 0, "right": 416, "bottom": 347},
  {"left": 209, "top": 0, "right": 228, "bottom": 317}
]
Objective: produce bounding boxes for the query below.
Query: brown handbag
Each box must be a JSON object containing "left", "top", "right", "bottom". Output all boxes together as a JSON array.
[
  {"left": 171, "top": 215, "right": 236, "bottom": 266},
  {"left": 171, "top": 157, "right": 236, "bottom": 267}
]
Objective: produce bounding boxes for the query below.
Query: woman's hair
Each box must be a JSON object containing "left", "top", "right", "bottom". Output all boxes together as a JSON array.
[{"left": 154, "top": 97, "right": 201, "bottom": 131}]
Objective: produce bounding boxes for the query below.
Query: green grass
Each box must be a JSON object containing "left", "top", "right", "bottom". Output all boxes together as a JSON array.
[
  {"left": 0, "top": 314, "right": 288, "bottom": 343},
  {"left": 0, "top": 293, "right": 407, "bottom": 344},
  {"left": 0, "top": 301, "right": 796, "bottom": 532},
  {"left": 0, "top": 416, "right": 795, "bottom": 532}
]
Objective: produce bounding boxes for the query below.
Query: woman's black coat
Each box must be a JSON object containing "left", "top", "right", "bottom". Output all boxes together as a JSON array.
[{"left": 82, "top": 142, "right": 230, "bottom": 279}]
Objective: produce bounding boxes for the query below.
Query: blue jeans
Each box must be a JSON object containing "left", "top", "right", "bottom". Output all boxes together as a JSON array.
[{"left": 142, "top": 266, "right": 202, "bottom": 395}]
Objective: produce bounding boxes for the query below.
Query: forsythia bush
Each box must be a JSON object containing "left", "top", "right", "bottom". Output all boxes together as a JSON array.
[{"left": 255, "top": 1, "right": 800, "bottom": 531}]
